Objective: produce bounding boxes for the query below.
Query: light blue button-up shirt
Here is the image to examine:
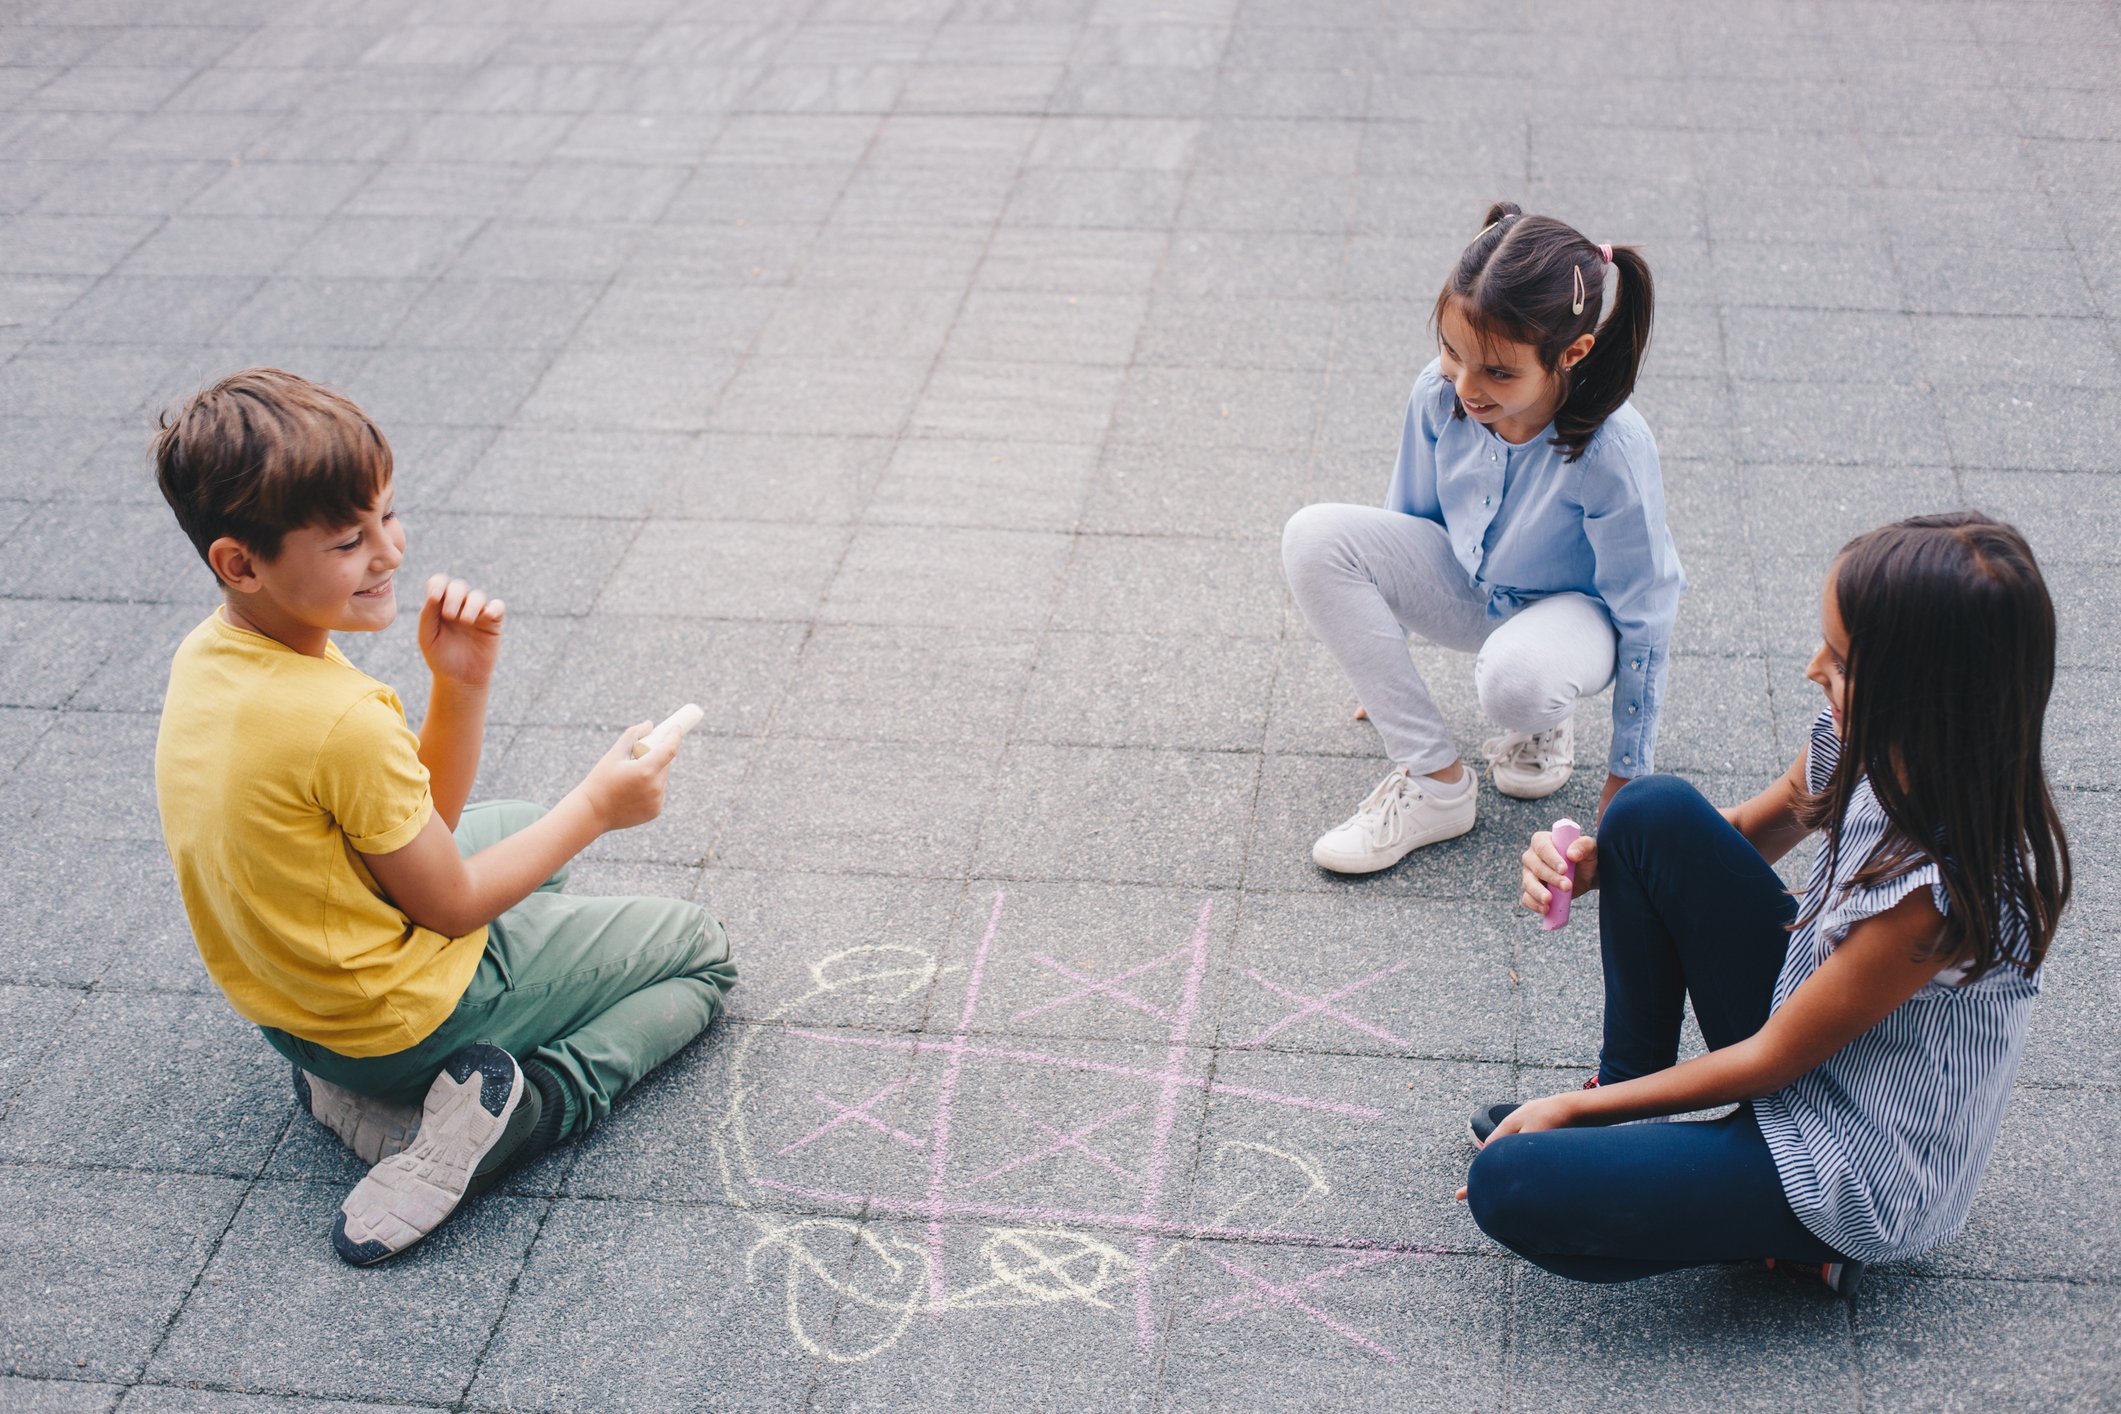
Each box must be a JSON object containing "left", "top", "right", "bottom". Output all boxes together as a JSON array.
[{"left": 1384, "top": 360, "right": 1685, "bottom": 776}]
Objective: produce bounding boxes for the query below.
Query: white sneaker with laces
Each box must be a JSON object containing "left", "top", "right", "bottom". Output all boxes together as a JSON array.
[
  {"left": 1482, "top": 719, "right": 1575, "bottom": 799},
  {"left": 1311, "top": 765, "right": 1478, "bottom": 874}
]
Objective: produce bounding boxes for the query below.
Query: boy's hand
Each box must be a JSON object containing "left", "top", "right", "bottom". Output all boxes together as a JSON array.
[
  {"left": 578, "top": 722, "right": 678, "bottom": 832},
  {"left": 420, "top": 574, "right": 506, "bottom": 688},
  {"left": 1521, "top": 827, "right": 1599, "bottom": 915}
]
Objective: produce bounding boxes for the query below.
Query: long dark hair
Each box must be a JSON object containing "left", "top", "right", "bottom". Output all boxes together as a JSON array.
[
  {"left": 1430, "top": 201, "right": 1654, "bottom": 462},
  {"left": 1796, "top": 513, "right": 2071, "bottom": 979}
]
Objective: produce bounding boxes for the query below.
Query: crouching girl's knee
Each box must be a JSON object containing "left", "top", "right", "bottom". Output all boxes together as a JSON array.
[{"left": 1472, "top": 649, "right": 1572, "bottom": 729}]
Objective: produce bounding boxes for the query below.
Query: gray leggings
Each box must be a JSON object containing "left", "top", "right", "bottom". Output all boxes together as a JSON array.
[{"left": 1282, "top": 504, "right": 1617, "bottom": 775}]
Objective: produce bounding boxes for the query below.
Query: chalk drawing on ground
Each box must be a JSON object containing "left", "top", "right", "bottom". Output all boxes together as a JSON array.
[{"left": 714, "top": 891, "right": 1435, "bottom": 1365}]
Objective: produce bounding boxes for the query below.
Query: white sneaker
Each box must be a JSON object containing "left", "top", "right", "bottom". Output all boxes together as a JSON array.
[
  {"left": 1482, "top": 719, "right": 1574, "bottom": 799},
  {"left": 1311, "top": 765, "right": 1478, "bottom": 874}
]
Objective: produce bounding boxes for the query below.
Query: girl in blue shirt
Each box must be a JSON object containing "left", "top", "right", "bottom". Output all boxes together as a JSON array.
[{"left": 1282, "top": 201, "right": 1683, "bottom": 873}]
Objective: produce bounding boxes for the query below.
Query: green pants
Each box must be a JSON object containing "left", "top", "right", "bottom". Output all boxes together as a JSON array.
[{"left": 264, "top": 800, "right": 736, "bottom": 1141}]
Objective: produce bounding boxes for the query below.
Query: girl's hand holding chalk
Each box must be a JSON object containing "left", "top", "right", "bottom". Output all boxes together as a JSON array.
[
  {"left": 1521, "top": 823, "right": 1599, "bottom": 917},
  {"left": 632, "top": 703, "right": 703, "bottom": 759}
]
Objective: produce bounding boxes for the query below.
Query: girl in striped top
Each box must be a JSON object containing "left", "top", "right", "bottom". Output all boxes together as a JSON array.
[{"left": 1459, "top": 513, "right": 2071, "bottom": 1296}]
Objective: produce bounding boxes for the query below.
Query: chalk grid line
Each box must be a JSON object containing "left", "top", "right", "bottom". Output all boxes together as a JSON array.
[{"left": 723, "top": 890, "right": 1438, "bottom": 1366}]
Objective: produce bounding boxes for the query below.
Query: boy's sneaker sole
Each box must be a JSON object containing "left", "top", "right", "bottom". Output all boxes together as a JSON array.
[
  {"left": 293, "top": 1065, "right": 422, "bottom": 1166},
  {"left": 332, "top": 1044, "right": 531, "bottom": 1266}
]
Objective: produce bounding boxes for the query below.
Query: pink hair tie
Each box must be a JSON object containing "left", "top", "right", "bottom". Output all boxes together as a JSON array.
[{"left": 1599, "top": 243, "right": 1614, "bottom": 262}]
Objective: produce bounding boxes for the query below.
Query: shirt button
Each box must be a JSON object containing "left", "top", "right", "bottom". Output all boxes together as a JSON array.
[
  {"left": 1630, "top": 658, "right": 1642, "bottom": 670},
  {"left": 1482, "top": 495, "right": 1491, "bottom": 507},
  {"left": 1488, "top": 451, "right": 1496, "bottom": 461},
  {"left": 1628, "top": 704, "right": 1638, "bottom": 715},
  {"left": 1623, "top": 755, "right": 1634, "bottom": 766}
]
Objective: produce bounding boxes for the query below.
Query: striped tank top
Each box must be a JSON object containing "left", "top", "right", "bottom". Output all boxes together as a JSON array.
[{"left": 1753, "top": 710, "right": 2041, "bottom": 1264}]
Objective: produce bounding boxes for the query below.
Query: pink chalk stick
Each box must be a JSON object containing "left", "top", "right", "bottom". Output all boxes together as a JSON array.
[{"left": 1543, "top": 818, "right": 1583, "bottom": 931}]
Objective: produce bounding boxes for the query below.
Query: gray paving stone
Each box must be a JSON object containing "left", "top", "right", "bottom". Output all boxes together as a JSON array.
[
  {"left": 974, "top": 743, "right": 1257, "bottom": 887},
  {"left": 447, "top": 426, "right": 687, "bottom": 518},
  {"left": 795, "top": 223, "right": 986, "bottom": 291},
  {"left": 463, "top": 1197, "right": 827, "bottom": 1413},
  {"left": 603, "top": 518, "right": 847, "bottom": 622},
  {"left": 0, "top": 599, "right": 139, "bottom": 708},
  {"left": 1220, "top": 890, "right": 1515, "bottom": 1063},
  {"left": 1020, "top": 631, "right": 1274, "bottom": 752},
  {"left": 118, "top": 1389, "right": 411, "bottom": 1413},
  {"left": 868, "top": 435, "right": 1097, "bottom": 530},
  {"left": 533, "top": 613, "right": 803, "bottom": 738},
  {"left": 518, "top": 344, "right": 735, "bottom": 432},
  {"left": 116, "top": 216, "right": 321, "bottom": 278},
  {"left": 0, "top": 833, "right": 200, "bottom": 992},
  {"left": 1078, "top": 442, "right": 1307, "bottom": 542},
  {"left": 976, "top": 225, "right": 1166, "bottom": 294},
  {"left": 398, "top": 508, "right": 637, "bottom": 618},
  {"left": 281, "top": 213, "right": 481, "bottom": 279},
  {"left": 1245, "top": 752, "right": 1595, "bottom": 902},
  {"left": 1902, "top": 1083, "right": 2121, "bottom": 1282},
  {"left": 0, "top": 1164, "right": 243, "bottom": 1382},
  {"left": 1739, "top": 462, "right": 1961, "bottom": 563},
  {"left": 336, "top": 603, "right": 566, "bottom": 733},
  {"left": 148, "top": 1180, "right": 540, "bottom": 1405},
  {"left": 1056, "top": 532, "right": 1286, "bottom": 639},
  {"left": 665, "top": 431, "right": 892, "bottom": 524},
  {"left": 807, "top": 1215, "right": 1167, "bottom": 1412},
  {"left": 213, "top": 276, "right": 424, "bottom": 347},
  {"left": 663, "top": 159, "right": 850, "bottom": 224},
  {"left": 1111, "top": 364, "right": 1323, "bottom": 450},
  {"left": 562, "top": 1017, "right": 898, "bottom": 1212},
  {"left": 822, "top": 524, "right": 1069, "bottom": 630},
  {"left": 574, "top": 279, "right": 782, "bottom": 358},
  {"left": 1940, "top": 385, "right": 2121, "bottom": 474},
  {"left": 489, "top": 722, "right": 752, "bottom": 866},
  {"left": 1186, "top": 1048, "right": 1501, "bottom": 1252},
  {"left": 1162, "top": 1246, "right": 1505, "bottom": 1412},
  {"left": 918, "top": 878, "right": 1236, "bottom": 1049},
  {"left": 1509, "top": 1265, "right": 1858, "bottom": 1412},
  {"left": 389, "top": 276, "right": 603, "bottom": 349},
  {"left": 710, "top": 356, "right": 932, "bottom": 437},
  {"left": 1730, "top": 381, "right": 1951, "bottom": 467},
  {"left": 0, "top": 983, "right": 82, "bottom": 1111},
  {"left": 752, "top": 287, "right": 959, "bottom": 364},
  {"left": 2, "top": 711, "right": 164, "bottom": 842},
  {"left": 718, "top": 736, "right": 1000, "bottom": 877},
  {"left": 0, "top": 1375, "right": 121, "bottom": 1412},
  {"left": 776, "top": 624, "right": 1037, "bottom": 747},
  {"left": 1854, "top": 1274, "right": 2121, "bottom": 1412},
  {"left": 907, "top": 358, "right": 1125, "bottom": 444},
  {"left": 0, "top": 989, "right": 286, "bottom": 1175},
  {"left": 696, "top": 866, "right": 963, "bottom": 1029}
]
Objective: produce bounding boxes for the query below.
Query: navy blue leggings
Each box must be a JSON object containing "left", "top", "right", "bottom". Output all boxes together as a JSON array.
[{"left": 1465, "top": 775, "right": 1845, "bottom": 1282}]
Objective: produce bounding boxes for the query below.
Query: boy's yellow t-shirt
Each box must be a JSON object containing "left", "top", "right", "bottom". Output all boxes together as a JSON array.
[{"left": 155, "top": 611, "right": 486, "bottom": 1057}]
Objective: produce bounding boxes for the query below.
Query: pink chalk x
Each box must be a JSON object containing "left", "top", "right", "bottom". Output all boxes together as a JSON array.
[{"left": 1543, "top": 818, "right": 1583, "bottom": 931}]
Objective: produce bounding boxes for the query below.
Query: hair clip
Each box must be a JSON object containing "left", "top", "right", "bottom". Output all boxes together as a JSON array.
[{"left": 1571, "top": 263, "right": 1587, "bottom": 315}]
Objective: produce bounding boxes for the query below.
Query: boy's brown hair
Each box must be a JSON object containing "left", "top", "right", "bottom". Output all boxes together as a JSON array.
[{"left": 152, "top": 368, "right": 392, "bottom": 582}]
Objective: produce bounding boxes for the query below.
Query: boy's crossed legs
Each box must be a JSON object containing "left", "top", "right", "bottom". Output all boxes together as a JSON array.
[{"left": 268, "top": 800, "right": 736, "bottom": 1262}]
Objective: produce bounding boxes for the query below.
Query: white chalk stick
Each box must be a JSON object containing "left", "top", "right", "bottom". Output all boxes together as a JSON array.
[{"left": 633, "top": 702, "right": 704, "bottom": 758}]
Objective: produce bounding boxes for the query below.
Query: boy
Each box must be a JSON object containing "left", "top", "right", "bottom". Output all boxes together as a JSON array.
[{"left": 152, "top": 368, "right": 736, "bottom": 1265}]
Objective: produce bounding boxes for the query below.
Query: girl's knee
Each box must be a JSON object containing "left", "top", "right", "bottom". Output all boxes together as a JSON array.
[
  {"left": 1600, "top": 773, "right": 1714, "bottom": 853},
  {"left": 1464, "top": 1140, "right": 1536, "bottom": 1246},
  {"left": 1472, "top": 649, "right": 1573, "bottom": 729},
  {"left": 1280, "top": 503, "right": 1360, "bottom": 591}
]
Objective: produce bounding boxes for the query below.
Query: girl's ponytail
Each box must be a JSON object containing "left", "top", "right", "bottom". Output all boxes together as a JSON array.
[
  {"left": 1431, "top": 204, "right": 1656, "bottom": 461},
  {"left": 1555, "top": 244, "right": 1654, "bottom": 459}
]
